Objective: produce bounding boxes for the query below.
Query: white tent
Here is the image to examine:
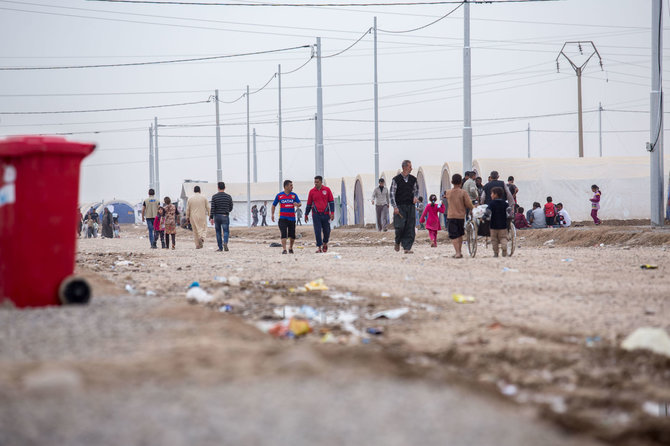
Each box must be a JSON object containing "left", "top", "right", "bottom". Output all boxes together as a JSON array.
[
  {"left": 354, "top": 173, "right": 377, "bottom": 225},
  {"left": 339, "top": 176, "right": 357, "bottom": 226},
  {"left": 472, "top": 156, "right": 669, "bottom": 221},
  {"left": 416, "top": 165, "right": 443, "bottom": 202}
]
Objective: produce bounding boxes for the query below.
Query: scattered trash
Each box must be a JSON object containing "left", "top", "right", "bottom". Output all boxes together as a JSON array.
[
  {"left": 640, "top": 264, "right": 659, "bottom": 270},
  {"left": 599, "top": 243, "right": 605, "bottom": 247},
  {"left": 114, "top": 260, "right": 132, "bottom": 266},
  {"left": 321, "top": 332, "right": 336, "bottom": 343},
  {"left": 159, "top": 263, "right": 168, "bottom": 268},
  {"left": 621, "top": 327, "right": 670, "bottom": 357},
  {"left": 642, "top": 401, "right": 665, "bottom": 417},
  {"left": 228, "top": 276, "right": 241, "bottom": 287},
  {"left": 124, "top": 284, "right": 136, "bottom": 295},
  {"left": 214, "top": 276, "right": 228, "bottom": 283},
  {"left": 645, "top": 307, "right": 657, "bottom": 315},
  {"left": 268, "top": 322, "right": 290, "bottom": 338},
  {"left": 487, "top": 322, "right": 503, "bottom": 330},
  {"left": 404, "top": 275, "right": 415, "bottom": 281},
  {"left": 369, "top": 307, "right": 409, "bottom": 320},
  {"left": 362, "top": 338, "right": 371, "bottom": 344},
  {"left": 585, "top": 336, "right": 601, "bottom": 347},
  {"left": 186, "top": 286, "right": 213, "bottom": 304},
  {"left": 452, "top": 293, "right": 475, "bottom": 304},
  {"left": 304, "top": 278, "right": 328, "bottom": 291},
  {"left": 219, "top": 304, "right": 233, "bottom": 312},
  {"left": 333, "top": 255, "right": 342, "bottom": 260},
  {"left": 517, "top": 336, "right": 538, "bottom": 345},
  {"left": 501, "top": 267, "right": 518, "bottom": 272},
  {"left": 299, "top": 305, "right": 319, "bottom": 319},
  {"left": 269, "top": 242, "right": 282, "bottom": 247},
  {"left": 288, "top": 317, "right": 312, "bottom": 336},
  {"left": 366, "top": 327, "right": 384, "bottom": 335},
  {"left": 561, "top": 258, "right": 574, "bottom": 262},
  {"left": 188, "top": 281, "right": 200, "bottom": 289},
  {"left": 145, "top": 290, "right": 156, "bottom": 296},
  {"left": 543, "top": 239, "right": 555, "bottom": 246},
  {"left": 381, "top": 292, "right": 391, "bottom": 298},
  {"left": 329, "top": 292, "right": 362, "bottom": 301},
  {"left": 498, "top": 383, "right": 518, "bottom": 396}
]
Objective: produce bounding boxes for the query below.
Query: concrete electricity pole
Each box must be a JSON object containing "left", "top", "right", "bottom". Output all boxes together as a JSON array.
[
  {"left": 253, "top": 128, "right": 257, "bottom": 183},
  {"left": 373, "top": 16, "right": 380, "bottom": 181},
  {"left": 214, "top": 89, "right": 222, "bottom": 182},
  {"left": 650, "top": 0, "right": 665, "bottom": 226},
  {"left": 315, "top": 37, "right": 324, "bottom": 177},
  {"left": 154, "top": 116, "right": 160, "bottom": 199},
  {"left": 149, "top": 124, "right": 154, "bottom": 189},
  {"left": 278, "top": 63, "right": 283, "bottom": 192},
  {"left": 246, "top": 85, "right": 251, "bottom": 228},
  {"left": 462, "top": 0, "right": 472, "bottom": 172},
  {"left": 556, "top": 41, "right": 603, "bottom": 158}
]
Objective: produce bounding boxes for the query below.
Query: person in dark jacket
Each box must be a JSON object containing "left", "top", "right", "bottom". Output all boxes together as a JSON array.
[
  {"left": 390, "top": 160, "right": 419, "bottom": 254},
  {"left": 101, "top": 207, "right": 114, "bottom": 239}
]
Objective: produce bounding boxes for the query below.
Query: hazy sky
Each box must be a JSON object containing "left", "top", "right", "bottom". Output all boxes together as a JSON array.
[{"left": 0, "top": 0, "right": 664, "bottom": 203}]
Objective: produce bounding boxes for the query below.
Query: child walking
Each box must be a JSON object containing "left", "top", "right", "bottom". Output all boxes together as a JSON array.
[
  {"left": 488, "top": 187, "right": 509, "bottom": 257},
  {"left": 590, "top": 184, "right": 602, "bottom": 225},
  {"left": 419, "top": 194, "right": 445, "bottom": 247},
  {"left": 154, "top": 206, "right": 166, "bottom": 248}
]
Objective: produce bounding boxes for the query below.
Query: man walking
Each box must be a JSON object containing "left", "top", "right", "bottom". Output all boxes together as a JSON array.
[
  {"left": 390, "top": 160, "right": 419, "bottom": 254},
  {"left": 260, "top": 201, "right": 268, "bottom": 226},
  {"left": 210, "top": 182, "right": 233, "bottom": 252},
  {"left": 463, "top": 171, "right": 479, "bottom": 205},
  {"left": 371, "top": 178, "right": 390, "bottom": 232},
  {"left": 271, "top": 180, "right": 301, "bottom": 254},
  {"left": 186, "top": 185, "right": 210, "bottom": 249},
  {"left": 305, "top": 175, "right": 335, "bottom": 253},
  {"left": 141, "top": 188, "right": 159, "bottom": 249}
]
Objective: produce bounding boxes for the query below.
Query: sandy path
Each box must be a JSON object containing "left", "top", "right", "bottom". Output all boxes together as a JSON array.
[{"left": 1, "top": 223, "right": 669, "bottom": 445}]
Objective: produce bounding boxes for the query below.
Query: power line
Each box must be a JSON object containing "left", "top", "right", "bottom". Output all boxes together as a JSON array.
[
  {"left": 323, "top": 28, "right": 372, "bottom": 58},
  {"left": 0, "top": 45, "right": 311, "bottom": 71},
  {"left": 88, "top": 1, "right": 559, "bottom": 6},
  {"left": 378, "top": 2, "right": 463, "bottom": 33},
  {"left": 0, "top": 99, "right": 209, "bottom": 115}
]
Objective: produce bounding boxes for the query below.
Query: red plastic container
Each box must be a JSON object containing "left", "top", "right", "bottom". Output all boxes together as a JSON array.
[{"left": 0, "top": 136, "right": 95, "bottom": 308}]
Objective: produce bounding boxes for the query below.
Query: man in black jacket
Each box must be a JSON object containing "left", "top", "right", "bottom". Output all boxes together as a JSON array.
[
  {"left": 209, "top": 182, "right": 234, "bottom": 252},
  {"left": 390, "top": 160, "right": 419, "bottom": 254}
]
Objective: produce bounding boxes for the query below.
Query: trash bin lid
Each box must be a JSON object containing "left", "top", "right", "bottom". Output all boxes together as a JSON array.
[{"left": 0, "top": 136, "right": 95, "bottom": 157}]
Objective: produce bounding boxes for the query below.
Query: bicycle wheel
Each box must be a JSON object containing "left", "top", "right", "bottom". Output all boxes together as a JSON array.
[
  {"left": 466, "top": 220, "right": 477, "bottom": 257},
  {"left": 507, "top": 223, "right": 517, "bottom": 257}
]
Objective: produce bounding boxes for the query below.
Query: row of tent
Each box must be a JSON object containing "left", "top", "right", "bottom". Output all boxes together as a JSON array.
[{"left": 177, "top": 156, "right": 670, "bottom": 227}]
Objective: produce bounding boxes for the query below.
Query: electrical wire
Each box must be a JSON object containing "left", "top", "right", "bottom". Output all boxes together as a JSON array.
[
  {"left": 322, "top": 28, "right": 372, "bottom": 58},
  {"left": 378, "top": 2, "right": 463, "bottom": 34},
  {"left": 0, "top": 100, "right": 210, "bottom": 115},
  {"left": 0, "top": 45, "right": 311, "bottom": 71},
  {"left": 87, "top": 1, "right": 559, "bottom": 6}
]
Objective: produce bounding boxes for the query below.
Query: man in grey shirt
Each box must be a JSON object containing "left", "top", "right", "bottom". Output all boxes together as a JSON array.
[
  {"left": 371, "top": 178, "right": 390, "bottom": 232},
  {"left": 528, "top": 202, "right": 547, "bottom": 229}
]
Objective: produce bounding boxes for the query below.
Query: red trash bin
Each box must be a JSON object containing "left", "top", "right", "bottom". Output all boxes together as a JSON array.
[{"left": 0, "top": 136, "right": 96, "bottom": 308}]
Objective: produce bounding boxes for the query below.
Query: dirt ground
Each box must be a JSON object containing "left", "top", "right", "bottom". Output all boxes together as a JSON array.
[{"left": 1, "top": 222, "right": 670, "bottom": 445}]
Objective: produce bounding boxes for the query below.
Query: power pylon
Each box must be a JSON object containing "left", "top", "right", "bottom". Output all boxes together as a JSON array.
[{"left": 556, "top": 41, "right": 603, "bottom": 157}]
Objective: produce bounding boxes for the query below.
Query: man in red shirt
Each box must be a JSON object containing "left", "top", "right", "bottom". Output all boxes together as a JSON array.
[{"left": 305, "top": 175, "right": 335, "bottom": 253}]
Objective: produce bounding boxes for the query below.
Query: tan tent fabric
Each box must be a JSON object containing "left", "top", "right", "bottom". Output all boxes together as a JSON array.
[{"left": 472, "top": 156, "right": 669, "bottom": 221}]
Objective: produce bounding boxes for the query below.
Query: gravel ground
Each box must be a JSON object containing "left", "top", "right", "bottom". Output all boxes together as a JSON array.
[{"left": 1, "top": 223, "right": 669, "bottom": 445}]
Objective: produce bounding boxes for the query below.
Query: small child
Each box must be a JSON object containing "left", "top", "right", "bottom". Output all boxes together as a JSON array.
[
  {"left": 544, "top": 196, "right": 556, "bottom": 226},
  {"left": 488, "top": 187, "right": 509, "bottom": 257},
  {"left": 419, "top": 194, "right": 445, "bottom": 248},
  {"left": 514, "top": 206, "right": 530, "bottom": 229},
  {"left": 154, "top": 206, "right": 166, "bottom": 248},
  {"left": 590, "top": 184, "right": 602, "bottom": 225},
  {"left": 113, "top": 216, "right": 121, "bottom": 238}
]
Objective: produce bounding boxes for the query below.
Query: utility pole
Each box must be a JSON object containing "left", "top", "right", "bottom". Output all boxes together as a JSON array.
[
  {"left": 462, "top": 0, "right": 472, "bottom": 171},
  {"left": 246, "top": 85, "right": 251, "bottom": 228},
  {"left": 373, "top": 16, "right": 380, "bottom": 181},
  {"left": 278, "top": 63, "right": 283, "bottom": 192},
  {"left": 149, "top": 124, "right": 154, "bottom": 189},
  {"left": 314, "top": 113, "right": 318, "bottom": 175},
  {"left": 556, "top": 41, "right": 603, "bottom": 157},
  {"left": 598, "top": 102, "right": 603, "bottom": 157},
  {"left": 253, "top": 128, "right": 257, "bottom": 183},
  {"left": 650, "top": 0, "right": 665, "bottom": 226},
  {"left": 527, "top": 123, "right": 530, "bottom": 158},
  {"left": 316, "top": 37, "right": 324, "bottom": 177},
  {"left": 154, "top": 116, "right": 160, "bottom": 199},
  {"left": 215, "top": 89, "right": 222, "bottom": 182}
]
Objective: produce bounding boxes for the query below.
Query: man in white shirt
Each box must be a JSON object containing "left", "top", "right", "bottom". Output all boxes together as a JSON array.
[{"left": 556, "top": 202, "right": 572, "bottom": 227}]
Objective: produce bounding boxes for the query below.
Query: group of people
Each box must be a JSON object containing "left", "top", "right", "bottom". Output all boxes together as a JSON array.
[
  {"left": 136, "top": 161, "right": 602, "bottom": 256},
  {"left": 78, "top": 206, "right": 120, "bottom": 239},
  {"left": 141, "top": 189, "right": 179, "bottom": 249},
  {"left": 513, "top": 185, "right": 602, "bottom": 230}
]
